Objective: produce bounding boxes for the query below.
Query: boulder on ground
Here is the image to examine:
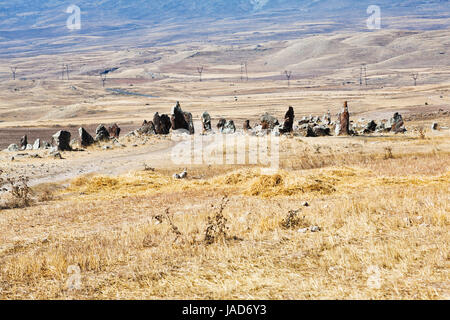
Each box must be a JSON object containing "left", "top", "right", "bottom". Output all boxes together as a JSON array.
[
  {"left": 431, "top": 122, "right": 439, "bottom": 131},
  {"left": 42, "top": 141, "right": 51, "bottom": 149},
  {"left": 298, "top": 116, "right": 310, "bottom": 125},
  {"left": 173, "top": 169, "right": 187, "bottom": 180},
  {"left": 79, "top": 127, "right": 95, "bottom": 147},
  {"left": 7, "top": 144, "right": 19, "bottom": 152},
  {"left": 335, "top": 101, "right": 350, "bottom": 136},
  {"left": 260, "top": 113, "right": 279, "bottom": 130},
  {"left": 313, "top": 125, "right": 331, "bottom": 137},
  {"left": 202, "top": 111, "right": 212, "bottom": 132},
  {"left": 280, "top": 106, "right": 295, "bottom": 134},
  {"left": 137, "top": 120, "right": 156, "bottom": 135},
  {"left": 52, "top": 130, "right": 72, "bottom": 151},
  {"left": 364, "top": 120, "right": 377, "bottom": 134},
  {"left": 108, "top": 123, "right": 121, "bottom": 138},
  {"left": 95, "top": 124, "right": 110, "bottom": 141}
]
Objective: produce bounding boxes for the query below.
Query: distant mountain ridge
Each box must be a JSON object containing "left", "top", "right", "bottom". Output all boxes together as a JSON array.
[
  {"left": 1, "top": 0, "right": 448, "bottom": 30},
  {"left": 0, "top": 0, "right": 448, "bottom": 56}
]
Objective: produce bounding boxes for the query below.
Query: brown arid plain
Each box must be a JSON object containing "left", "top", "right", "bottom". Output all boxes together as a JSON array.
[{"left": 0, "top": 23, "right": 449, "bottom": 299}]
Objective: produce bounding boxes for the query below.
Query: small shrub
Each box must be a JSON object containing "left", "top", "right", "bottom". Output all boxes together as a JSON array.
[
  {"left": 0, "top": 176, "right": 32, "bottom": 209},
  {"left": 205, "top": 197, "right": 230, "bottom": 244},
  {"left": 280, "top": 209, "right": 309, "bottom": 229},
  {"left": 384, "top": 147, "right": 394, "bottom": 160}
]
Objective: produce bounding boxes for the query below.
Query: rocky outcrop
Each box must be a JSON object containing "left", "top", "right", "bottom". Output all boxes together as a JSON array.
[
  {"left": 79, "top": 127, "right": 95, "bottom": 147},
  {"left": 52, "top": 130, "right": 72, "bottom": 151}
]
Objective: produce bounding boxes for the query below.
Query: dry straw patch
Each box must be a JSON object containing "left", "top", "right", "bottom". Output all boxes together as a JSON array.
[{"left": 0, "top": 131, "right": 449, "bottom": 299}]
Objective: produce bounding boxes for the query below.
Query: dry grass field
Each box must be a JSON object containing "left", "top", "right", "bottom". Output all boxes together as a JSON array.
[{"left": 0, "top": 20, "right": 449, "bottom": 300}]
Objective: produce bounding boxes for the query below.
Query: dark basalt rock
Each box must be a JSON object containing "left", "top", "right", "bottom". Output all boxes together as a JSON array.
[
  {"left": 108, "top": 123, "right": 121, "bottom": 138},
  {"left": 52, "top": 130, "right": 72, "bottom": 151},
  {"left": 280, "top": 106, "right": 294, "bottom": 134},
  {"left": 95, "top": 124, "right": 110, "bottom": 141},
  {"left": 79, "top": 127, "right": 95, "bottom": 147}
]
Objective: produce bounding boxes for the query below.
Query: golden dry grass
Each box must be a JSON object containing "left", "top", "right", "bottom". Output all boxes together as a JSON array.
[{"left": 0, "top": 132, "right": 449, "bottom": 300}]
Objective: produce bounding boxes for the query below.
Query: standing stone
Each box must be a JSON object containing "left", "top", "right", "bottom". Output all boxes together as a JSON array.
[
  {"left": 217, "top": 118, "right": 226, "bottom": 131},
  {"left": 153, "top": 113, "right": 171, "bottom": 134},
  {"left": 184, "top": 112, "right": 195, "bottom": 135},
  {"left": 336, "top": 101, "right": 350, "bottom": 136},
  {"left": 160, "top": 114, "right": 172, "bottom": 134},
  {"left": 33, "top": 139, "right": 41, "bottom": 150},
  {"left": 170, "top": 101, "right": 189, "bottom": 131},
  {"left": 322, "top": 111, "right": 331, "bottom": 125},
  {"left": 280, "top": 106, "right": 295, "bottom": 134},
  {"left": 243, "top": 120, "right": 252, "bottom": 132},
  {"left": 221, "top": 120, "right": 236, "bottom": 134},
  {"left": 52, "top": 130, "right": 72, "bottom": 151},
  {"left": 108, "top": 123, "right": 121, "bottom": 138},
  {"left": 202, "top": 112, "right": 212, "bottom": 132},
  {"left": 19, "top": 135, "right": 28, "bottom": 150},
  {"left": 79, "top": 127, "right": 95, "bottom": 147},
  {"left": 390, "top": 112, "right": 406, "bottom": 133},
  {"left": 95, "top": 124, "right": 110, "bottom": 141}
]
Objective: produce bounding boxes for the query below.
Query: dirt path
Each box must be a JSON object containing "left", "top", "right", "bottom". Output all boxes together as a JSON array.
[{"left": 0, "top": 139, "right": 178, "bottom": 189}]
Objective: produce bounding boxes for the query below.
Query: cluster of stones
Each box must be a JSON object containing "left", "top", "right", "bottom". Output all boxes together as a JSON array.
[
  {"left": 233, "top": 101, "right": 407, "bottom": 138},
  {"left": 127, "top": 102, "right": 195, "bottom": 137},
  {"left": 6, "top": 123, "right": 123, "bottom": 154},
  {"left": 4, "top": 101, "right": 410, "bottom": 154},
  {"left": 352, "top": 112, "right": 406, "bottom": 135}
]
